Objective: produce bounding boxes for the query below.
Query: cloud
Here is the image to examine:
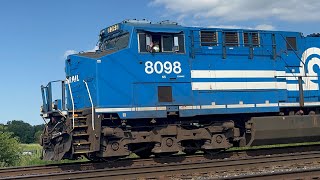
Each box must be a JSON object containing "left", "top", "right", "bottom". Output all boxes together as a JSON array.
[
  {"left": 63, "top": 50, "right": 77, "bottom": 59},
  {"left": 63, "top": 46, "right": 98, "bottom": 59},
  {"left": 208, "top": 24, "right": 275, "bottom": 30},
  {"left": 151, "top": 0, "right": 320, "bottom": 22},
  {"left": 87, "top": 46, "right": 99, "bottom": 52},
  {"left": 254, "top": 24, "right": 275, "bottom": 30}
]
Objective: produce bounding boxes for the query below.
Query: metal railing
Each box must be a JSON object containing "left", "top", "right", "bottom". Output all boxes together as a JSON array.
[
  {"left": 66, "top": 79, "right": 75, "bottom": 128},
  {"left": 83, "top": 80, "right": 95, "bottom": 130}
]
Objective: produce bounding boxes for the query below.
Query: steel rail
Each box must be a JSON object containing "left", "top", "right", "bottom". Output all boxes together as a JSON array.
[
  {"left": 2, "top": 144, "right": 320, "bottom": 179},
  {"left": 3, "top": 150, "right": 320, "bottom": 179},
  {"left": 229, "top": 167, "right": 320, "bottom": 180}
]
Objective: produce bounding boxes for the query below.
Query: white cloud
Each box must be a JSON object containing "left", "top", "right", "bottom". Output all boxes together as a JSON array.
[
  {"left": 254, "top": 24, "right": 275, "bottom": 30},
  {"left": 63, "top": 50, "right": 77, "bottom": 59},
  {"left": 208, "top": 25, "right": 245, "bottom": 29},
  {"left": 63, "top": 46, "right": 99, "bottom": 59},
  {"left": 87, "top": 46, "right": 99, "bottom": 52},
  {"left": 208, "top": 24, "right": 275, "bottom": 30},
  {"left": 151, "top": 0, "right": 320, "bottom": 22}
]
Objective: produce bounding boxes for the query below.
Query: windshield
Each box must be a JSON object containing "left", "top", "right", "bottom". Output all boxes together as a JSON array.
[{"left": 100, "top": 33, "right": 130, "bottom": 51}]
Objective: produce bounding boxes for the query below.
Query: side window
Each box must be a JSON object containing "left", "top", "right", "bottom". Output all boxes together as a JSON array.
[
  {"left": 176, "top": 34, "right": 185, "bottom": 53},
  {"left": 244, "top": 32, "right": 260, "bottom": 47},
  {"left": 224, "top": 32, "right": 239, "bottom": 46},
  {"left": 286, "top": 37, "right": 297, "bottom": 51},
  {"left": 200, "top": 31, "right": 218, "bottom": 46},
  {"left": 162, "top": 35, "right": 173, "bottom": 52},
  {"left": 138, "top": 34, "right": 147, "bottom": 52},
  {"left": 138, "top": 32, "right": 185, "bottom": 53}
]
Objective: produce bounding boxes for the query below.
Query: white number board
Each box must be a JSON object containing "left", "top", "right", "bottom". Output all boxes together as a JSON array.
[{"left": 145, "top": 61, "right": 182, "bottom": 74}]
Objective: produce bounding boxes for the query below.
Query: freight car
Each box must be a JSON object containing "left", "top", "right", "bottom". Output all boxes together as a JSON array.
[{"left": 40, "top": 19, "right": 320, "bottom": 161}]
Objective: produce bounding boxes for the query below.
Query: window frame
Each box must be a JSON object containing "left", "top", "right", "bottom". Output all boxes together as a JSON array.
[
  {"left": 161, "top": 35, "right": 174, "bottom": 52},
  {"left": 137, "top": 32, "right": 185, "bottom": 54},
  {"left": 101, "top": 32, "right": 130, "bottom": 51},
  {"left": 137, "top": 33, "right": 146, "bottom": 53}
]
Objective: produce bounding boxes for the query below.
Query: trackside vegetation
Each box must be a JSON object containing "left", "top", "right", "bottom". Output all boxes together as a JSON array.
[
  {"left": 0, "top": 120, "right": 87, "bottom": 167},
  {"left": 0, "top": 125, "right": 21, "bottom": 167}
]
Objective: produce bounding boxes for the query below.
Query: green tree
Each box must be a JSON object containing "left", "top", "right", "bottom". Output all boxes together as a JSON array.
[
  {"left": 0, "top": 124, "right": 21, "bottom": 167},
  {"left": 34, "top": 130, "right": 42, "bottom": 144},
  {"left": 33, "top": 124, "right": 44, "bottom": 144},
  {"left": 7, "top": 120, "right": 34, "bottom": 143},
  {"left": 33, "top": 124, "right": 45, "bottom": 133},
  {"left": 0, "top": 123, "right": 5, "bottom": 132}
]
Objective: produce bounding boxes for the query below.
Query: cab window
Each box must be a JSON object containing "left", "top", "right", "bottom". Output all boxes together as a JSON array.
[
  {"left": 101, "top": 33, "right": 129, "bottom": 51},
  {"left": 138, "top": 33, "right": 185, "bottom": 53}
]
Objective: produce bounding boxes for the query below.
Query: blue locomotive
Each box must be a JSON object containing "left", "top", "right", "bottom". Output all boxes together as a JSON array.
[{"left": 40, "top": 19, "right": 320, "bottom": 160}]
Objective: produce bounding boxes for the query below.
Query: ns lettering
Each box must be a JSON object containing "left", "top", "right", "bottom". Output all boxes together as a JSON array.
[{"left": 67, "top": 75, "right": 79, "bottom": 84}]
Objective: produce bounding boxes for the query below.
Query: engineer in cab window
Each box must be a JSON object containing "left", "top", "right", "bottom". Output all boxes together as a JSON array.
[{"left": 151, "top": 40, "right": 160, "bottom": 52}]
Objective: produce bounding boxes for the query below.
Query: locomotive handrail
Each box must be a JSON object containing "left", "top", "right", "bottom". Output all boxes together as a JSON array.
[
  {"left": 83, "top": 80, "right": 95, "bottom": 131},
  {"left": 66, "top": 79, "right": 75, "bottom": 128},
  {"left": 40, "top": 85, "right": 48, "bottom": 113}
]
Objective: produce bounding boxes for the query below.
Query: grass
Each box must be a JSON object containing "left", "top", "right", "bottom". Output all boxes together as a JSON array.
[
  {"left": 18, "top": 144, "right": 86, "bottom": 167},
  {"left": 19, "top": 143, "right": 45, "bottom": 166}
]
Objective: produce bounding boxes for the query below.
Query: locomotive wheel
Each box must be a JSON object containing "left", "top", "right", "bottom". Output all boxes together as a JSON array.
[
  {"left": 131, "top": 143, "right": 154, "bottom": 158},
  {"left": 182, "top": 141, "right": 201, "bottom": 155},
  {"left": 102, "top": 156, "right": 123, "bottom": 162},
  {"left": 203, "top": 149, "right": 223, "bottom": 157},
  {"left": 135, "top": 149, "right": 152, "bottom": 158},
  {"left": 85, "top": 153, "right": 102, "bottom": 161},
  {"left": 155, "top": 152, "right": 175, "bottom": 158},
  {"left": 183, "top": 149, "right": 197, "bottom": 155}
]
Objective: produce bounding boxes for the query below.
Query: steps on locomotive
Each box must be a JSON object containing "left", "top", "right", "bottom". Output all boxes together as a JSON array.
[{"left": 70, "top": 111, "right": 96, "bottom": 154}]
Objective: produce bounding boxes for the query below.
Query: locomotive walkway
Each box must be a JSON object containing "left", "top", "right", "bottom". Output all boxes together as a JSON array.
[{"left": 2, "top": 145, "right": 320, "bottom": 179}]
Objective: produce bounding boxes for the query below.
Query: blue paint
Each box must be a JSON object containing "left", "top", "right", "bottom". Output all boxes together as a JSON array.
[{"left": 42, "top": 20, "right": 320, "bottom": 119}]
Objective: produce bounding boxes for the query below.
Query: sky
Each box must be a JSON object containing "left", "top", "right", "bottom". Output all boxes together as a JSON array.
[{"left": 0, "top": 0, "right": 320, "bottom": 125}]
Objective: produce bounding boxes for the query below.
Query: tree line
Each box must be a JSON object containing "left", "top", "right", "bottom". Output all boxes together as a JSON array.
[
  {"left": 0, "top": 120, "right": 44, "bottom": 167},
  {"left": 2, "top": 120, "right": 44, "bottom": 144}
]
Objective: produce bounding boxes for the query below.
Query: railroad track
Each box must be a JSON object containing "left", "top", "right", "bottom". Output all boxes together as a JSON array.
[
  {"left": 2, "top": 145, "right": 320, "bottom": 179},
  {"left": 230, "top": 167, "right": 320, "bottom": 180}
]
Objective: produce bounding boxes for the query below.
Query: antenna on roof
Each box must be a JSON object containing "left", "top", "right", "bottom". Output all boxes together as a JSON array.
[
  {"left": 158, "top": 20, "right": 178, "bottom": 25},
  {"left": 122, "top": 19, "right": 151, "bottom": 24}
]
